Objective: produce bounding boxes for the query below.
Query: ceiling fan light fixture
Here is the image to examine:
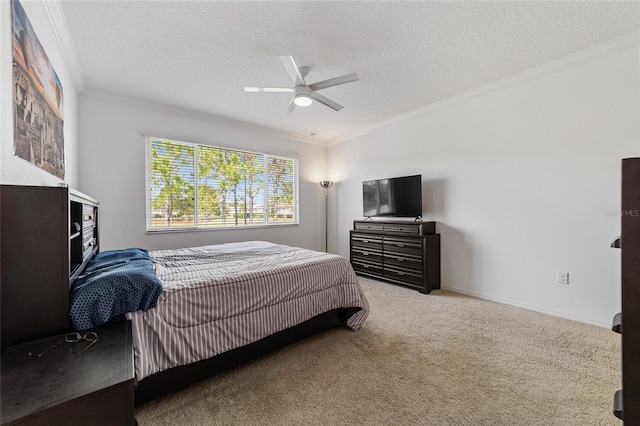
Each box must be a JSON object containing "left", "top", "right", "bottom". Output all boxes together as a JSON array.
[
  {"left": 294, "top": 94, "right": 313, "bottom": 107},
  {"left": 246, "top": 56, "right": 359, "bottom": 113}
]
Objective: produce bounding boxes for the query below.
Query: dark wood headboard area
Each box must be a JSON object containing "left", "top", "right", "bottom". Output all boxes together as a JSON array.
[{"left": 0, "top": 185, "right": 99, "bottom": 351}]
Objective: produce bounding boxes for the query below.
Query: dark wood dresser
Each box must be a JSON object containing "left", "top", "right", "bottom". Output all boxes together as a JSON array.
[
  {"left": 349, "top": 220, "right": 441, "bottom": 293},
  {"left": 0, "top": 185, "right": 135, "bottom": 425},
  {"left": 1, "top": 321, "right": 135, "bottom": 426},
  {"left": 1, "top": 185, "right": 99, "bottom": 351}
]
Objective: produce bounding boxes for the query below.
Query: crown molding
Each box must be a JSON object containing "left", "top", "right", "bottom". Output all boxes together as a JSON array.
[
  {"left": 328, "top": 30, "right": 640, "bottom": 146},
  {"left": 80, "top": 88, "right": 326, "bottom": 146},
  {"left": 38, "top": 0, "right": 638, "bottom": 148},
  {"left": 42, "top": 0, "right": 85, "bottom": 92}
]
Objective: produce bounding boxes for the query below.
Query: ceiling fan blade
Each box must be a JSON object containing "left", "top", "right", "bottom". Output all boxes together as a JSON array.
[
  {"left": 244, "top": 87, "right": 294, "bottom": 93},
  {"left": 279, "top": 56, "right": 305, "bottom": 86},
  {"left": 285, "top": 97, "right": 296, "bottom": 114},
  {"left": 310, "top": 92, "right": 343, "bottom": 111},
  {"left": 309, "top": 73, "right": 359, "bottom": 92}
]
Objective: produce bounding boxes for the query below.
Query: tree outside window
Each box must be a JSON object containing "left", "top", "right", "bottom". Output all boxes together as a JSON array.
[{"left": 146, "top": 138, "right": 297, "bottom": 230}]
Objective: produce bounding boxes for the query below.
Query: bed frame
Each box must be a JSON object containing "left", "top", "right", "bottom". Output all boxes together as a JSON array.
[
  {"left": 134, "top": 307, "right": 361, "bottom": 405},
  {"left": 0, "top": 185, "right": 363, "bottom": 405}
]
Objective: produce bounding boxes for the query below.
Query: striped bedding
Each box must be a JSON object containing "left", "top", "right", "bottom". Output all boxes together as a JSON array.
[{"left": 126, "top": 241, "right": 369, "bottom": 380}]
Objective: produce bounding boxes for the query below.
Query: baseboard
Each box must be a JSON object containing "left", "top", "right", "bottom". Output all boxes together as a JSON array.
[{"left": 440, "top": 284, "right": 611, "bottom": 329}]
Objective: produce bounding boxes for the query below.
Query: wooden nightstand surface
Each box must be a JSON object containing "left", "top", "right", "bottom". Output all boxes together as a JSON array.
[{"left": 1, "top": 320, "right": 135, "bottom": 426}]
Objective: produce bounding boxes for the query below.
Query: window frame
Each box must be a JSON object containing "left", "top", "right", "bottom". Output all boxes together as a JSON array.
[{"left": 145, "top": 136, "right": 299, "bottom": 232}]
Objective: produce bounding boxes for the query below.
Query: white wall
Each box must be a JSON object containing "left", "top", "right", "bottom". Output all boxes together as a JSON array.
[
  {"left": 328, "top": 43, "right": 639, "bottom": 327},
  {"left": 1, "top": 0, "right": 79, "bottom": 187},
  {"left": 78, "top": 94, "right": 327, "bottom": 252}
]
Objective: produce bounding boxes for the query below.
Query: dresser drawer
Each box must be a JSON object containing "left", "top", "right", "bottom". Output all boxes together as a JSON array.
[
  {"left": 354, "top": 222, "right": 384, "bottom": 232},
  {"left": 351, "top": 233, "right": 383, "bottom": 252},
  {"left": 352, "top": 248, "right": 383, "bottom": 264},
  {"left": 383, "top": 266, "right": 424, "bottom": 287},
  {"left": 383, "top": 252, "right": 423, "bottom": 271},
  {"left": 383, "top": 237, "right": 423, "bottom": 257},
  {"left": 83, "top": 241, "right": 95, "bottom": 261},
  {"left": 382, "top": 223, "right": 421, "bottom": 235},
  {"left": 353, "top": 220, "right": 435, "bottom": 235},
  {"left": 352, "top": 260, "right": 383, "bottom": 277},
  {"left": 83, "top": 225, "right": 94, "bottom": 241},
  {"left": 82, "top": 203, "right": 95, "bottom": 217},
  {"left": 83, "top": 205, "right": 96, "bottom": 229},
  {"left": 83, "top": 215, "right": 95, "bottom": 230}
]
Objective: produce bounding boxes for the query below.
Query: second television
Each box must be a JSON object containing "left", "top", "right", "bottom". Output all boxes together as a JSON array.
[{"left": 363, "top": 174, "right": 422, "bottom": 218}]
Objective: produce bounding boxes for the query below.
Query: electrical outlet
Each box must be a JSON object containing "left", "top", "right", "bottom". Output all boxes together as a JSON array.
[{"left": 557, "top": 272, "right": 569, "bottom": 285}]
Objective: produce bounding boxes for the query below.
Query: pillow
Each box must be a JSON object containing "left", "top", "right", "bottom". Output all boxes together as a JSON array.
[
  {"left": 70, "top": 259, "right": 162, "bottom": 330},
  {"left": 82, "top": 248, "right": 150, "bottom": 275}
]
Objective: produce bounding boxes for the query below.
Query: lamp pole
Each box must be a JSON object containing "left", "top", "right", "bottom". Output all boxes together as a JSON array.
[{"left": 319, "top": 181, "right": 334, "bottom": 252}]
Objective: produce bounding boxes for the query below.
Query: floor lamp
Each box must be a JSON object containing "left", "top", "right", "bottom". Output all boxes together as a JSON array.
[{"left": 319, "top": 180, "right": 333, "bottom": 252}]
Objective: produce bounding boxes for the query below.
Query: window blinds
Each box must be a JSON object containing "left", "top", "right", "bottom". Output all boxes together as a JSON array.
[{"left": 146, "top": 137, "right": 298, "bottom": 230}]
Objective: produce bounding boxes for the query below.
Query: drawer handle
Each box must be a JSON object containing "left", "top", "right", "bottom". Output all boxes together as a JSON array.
[
  {"left": 362, "top": 252, "right": 368, "bottom": 256},
  {"left": 398, "top": 258, "right": 405, "bottom": 262},
  {"left": 362, "top": 240, "right": 369, "bottom": 243},
  {"left": 83, "top": 214, "right": 92, "bottom": 220},
  {"left": 363, "top": 265, "right": 369, "bottom": 269},
  {"left": 396, "top": 244, "right": 405, "bottom": 247},
  {"left": 397, "top": 272, "right": 405, "bottom": 276}
]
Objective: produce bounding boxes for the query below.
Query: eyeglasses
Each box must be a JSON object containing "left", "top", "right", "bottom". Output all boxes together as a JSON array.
[{"left": 28, "top": 332, "right": 99, "bottom": 357}]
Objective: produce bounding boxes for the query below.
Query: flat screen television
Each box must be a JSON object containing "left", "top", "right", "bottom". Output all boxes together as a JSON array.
[{"left": 363, "top": 174, "right": 422, "bottom": 218}]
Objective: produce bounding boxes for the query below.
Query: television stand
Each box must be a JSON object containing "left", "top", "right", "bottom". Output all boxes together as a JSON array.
[{"left": 349, "top": 220, "right": 440, "bottom": 293}]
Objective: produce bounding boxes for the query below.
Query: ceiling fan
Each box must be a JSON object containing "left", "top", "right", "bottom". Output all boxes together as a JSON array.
[{"left": 244, "top": 56, "right": 359, "bottom": 113}]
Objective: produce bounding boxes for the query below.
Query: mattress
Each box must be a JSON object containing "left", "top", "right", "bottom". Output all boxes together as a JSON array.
[{"left": 126, "top": 241, "right": 369, "bottom": 380}]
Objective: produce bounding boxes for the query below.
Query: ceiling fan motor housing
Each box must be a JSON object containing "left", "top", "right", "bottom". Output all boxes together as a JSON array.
[{"left": 295, "top": 86, "right": 313, "bottom": 97}]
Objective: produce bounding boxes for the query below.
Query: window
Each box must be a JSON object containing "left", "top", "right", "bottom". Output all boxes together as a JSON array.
[{"left": 146, "top": 137, "right": 298, "bottom": 231}]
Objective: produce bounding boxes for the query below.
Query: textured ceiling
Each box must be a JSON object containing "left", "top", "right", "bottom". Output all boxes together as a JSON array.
[{"left": 59, "top": 1, "right": 640, "bottom": 142}]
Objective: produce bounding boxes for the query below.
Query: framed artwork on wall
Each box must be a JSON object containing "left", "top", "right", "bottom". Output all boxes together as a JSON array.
[{"left": 12, "top": 0, "right": 65, "bottom": 179}]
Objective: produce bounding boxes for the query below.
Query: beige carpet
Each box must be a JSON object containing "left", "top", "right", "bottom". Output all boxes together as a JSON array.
[{"left": 135, "top": 277, "right": 621, "bottom": 425}]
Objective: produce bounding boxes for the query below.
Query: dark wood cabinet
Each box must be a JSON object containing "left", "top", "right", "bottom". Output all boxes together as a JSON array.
[
  {"left": 350, "top": 220, "right": 440, "bottom": 293},
  {"left": 1, "top": 185, "right": 99, "bottom": 350},
  {"left": 0, "top": 185, "right": 135, "bottom": 425},
  {"left": 1, "top": 321, "right": 135, "bottom": 426},
  {"left": 615, "top": 157, "right": 640, "bottom": 423}
]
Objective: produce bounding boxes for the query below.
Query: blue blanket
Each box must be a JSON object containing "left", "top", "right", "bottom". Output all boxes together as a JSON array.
[
  {"left": 82, "top": 247, "right": 152, "bottom": 274},
  {"left": 70, "top": 249, "right": 162, "bottom": 330}
]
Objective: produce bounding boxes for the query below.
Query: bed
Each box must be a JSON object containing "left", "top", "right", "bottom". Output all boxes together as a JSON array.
[{"left": 69, "top": 241, "right": 369, "bottom": 404}]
